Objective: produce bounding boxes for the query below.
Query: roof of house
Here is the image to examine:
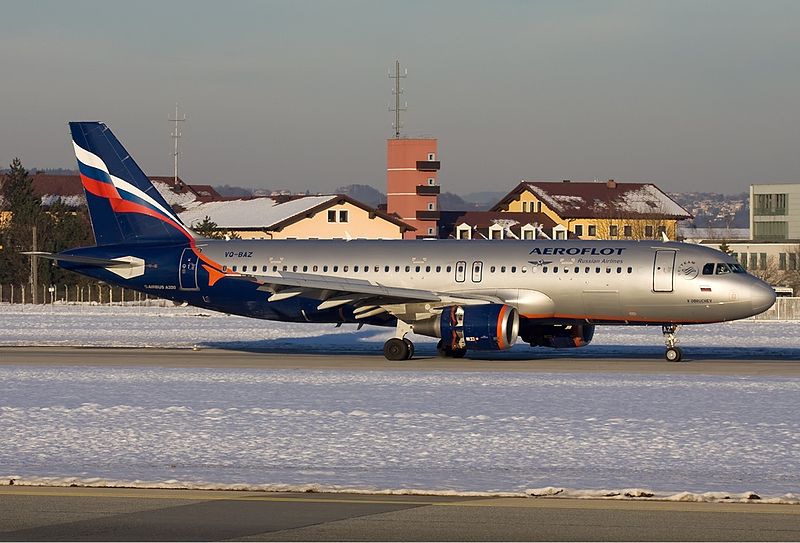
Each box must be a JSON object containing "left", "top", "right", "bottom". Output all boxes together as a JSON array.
[
  {"left": 491, "top": 180, "right": 692, "bottom": 220},
  {"left": 179, "top": 194, "right": 414, "bottom": 232},
  {"left": 438, "top": 210, "right": 558, "bottom": 239}
]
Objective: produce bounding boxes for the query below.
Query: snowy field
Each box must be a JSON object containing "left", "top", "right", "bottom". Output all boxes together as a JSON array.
[{"left": 1, "top": 304, "right": 799, "bottom": 503}]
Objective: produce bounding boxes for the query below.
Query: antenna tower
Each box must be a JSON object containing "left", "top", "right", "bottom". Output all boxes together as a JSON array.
[
  {"left": 388, "top": 60, "right": 407, "bottom": 138},
  {"left": 169, "top": 103, "right": 187, "bottom": 185}
]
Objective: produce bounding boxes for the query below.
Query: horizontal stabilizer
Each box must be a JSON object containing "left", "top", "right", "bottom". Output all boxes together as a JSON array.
[{"left": 23, "top": 251, "right": 131, "bottom": 267}]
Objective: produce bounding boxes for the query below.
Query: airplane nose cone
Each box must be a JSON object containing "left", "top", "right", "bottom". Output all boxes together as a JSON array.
[{"left": 751, "top": 283, "right": 777, "bottom": 314}]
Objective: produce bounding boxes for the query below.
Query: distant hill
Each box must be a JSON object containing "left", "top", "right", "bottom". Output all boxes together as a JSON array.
[
  {"left": 214, "top": 184, "right": 254, "bottom": 197},
  {"left": 335, "top": 184, "right": 385, "bottom": 207},
  {"left": 668, "top": 192, "right": 749, "bottom": 229}
]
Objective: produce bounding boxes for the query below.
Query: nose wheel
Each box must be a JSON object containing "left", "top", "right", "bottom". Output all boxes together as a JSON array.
[{"left": 662, "top": 324, "right": 683, "bottom": 362}]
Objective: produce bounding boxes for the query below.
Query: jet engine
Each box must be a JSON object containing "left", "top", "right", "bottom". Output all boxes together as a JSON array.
[
  {"left": 519, "top": 322, "right": 595, "bottom": 349},
  {"left": 413, "top": 304, "right": 520, "bottom": 351}
]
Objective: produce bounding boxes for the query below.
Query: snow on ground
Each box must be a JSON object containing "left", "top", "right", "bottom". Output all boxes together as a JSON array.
[{"left": 0, "top": 304, "right": 799, "bottom": 502}]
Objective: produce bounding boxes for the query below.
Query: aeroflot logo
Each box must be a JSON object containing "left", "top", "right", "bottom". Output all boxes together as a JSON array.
[{"left": 529, "top": 247, "right": 626, "bottom": 256}]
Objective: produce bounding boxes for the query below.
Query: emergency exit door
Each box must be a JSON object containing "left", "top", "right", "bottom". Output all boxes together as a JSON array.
[{"left": 179, "top": 248, "right": 200, "bottom": 291}]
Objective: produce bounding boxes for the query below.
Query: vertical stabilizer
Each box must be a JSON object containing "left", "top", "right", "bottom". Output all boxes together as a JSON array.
[{"left": 69, "top": 121, "right": 192, "bottom": 246}]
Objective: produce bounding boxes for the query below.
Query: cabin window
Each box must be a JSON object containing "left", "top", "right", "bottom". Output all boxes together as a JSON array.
[
  {"left": 606, "top": 267, "right": 611, "bottom": 273},
  {"left": 272, "top": 265, "right": 278, "bottom": 272},
  {"left": 385, "top": 266, "right": 390, "bottom": 272},
  {"left": 374, "top": 266, "right": 379, "bottom": 272},
  {"left": 490, "top": 266, "right": 496, "bottom": 273},
  {"left": 354, "top": 265, "right": 359, "bottom": 272},
  {"left": 574, "top": 267, "right": 580, "bottom": 273},
  {"left": 436, "top": 266, "right": 441, "bottom": 272},
  {"left": 511, "top": 266, "right": 517, "bottom": 273},
  {"left": 405, "top": 266, "right": 411, "bottom": 272},
  {"left": 395, "top": 266, "right": 400, "bottom": 272},
  {"left": 232, "top": 265, "right": 238, "bottom": 272},
  {"left": 415, "top": 266, "right": 421, "bottom": 272},
  {"left": 627, "top": 267, "right": 633, "bottom": 273},
  {"left": 585, "top": 267, "right": 590, "bottom": 273},
  {"left": 333, "top": 265, "right": 338, "bottom": 272},
  {"left": 262, "top": 265, "right": 267, "bottom": 272},
  {"left": 553, "top": 267, "right": 558, "bottom": 273},
  {"left": 595, "top": 267, "right": 600, "bottom": 273},
  {"left": 617, "top": 267, "right": 622, "bottom": 273},
  {"left": 563, "top": 267, "right": 568, "bottom": 274},
  {"left": 282, "top": 265, "right": 288, "bottom": 271},
  {"left": 313, "top": 265, "right": 318, "bottom": 272},
  {"left": 242, "top": 266, "right": 247, "bottom": 272},
  {"left": 222, "top": 265, "right": 228, "bottom": 272},
  {"left": 343, "top": 266, "right": 349, "bottom": 272},
  {"left": 542, "top": 267, "right": 548, "bottom": 273},
  {"left": 302, "top": 265, "right": 308, "bottom": 272},
  {"left": 521, "top": 267, "right": 527, "bottom": 273},
  {"left": 702, "top": 263, "right": 715, "bottom": 275},
  {"left": 425, "top": 266, "right": 431, "bottom": 272},
  {"left": 323, "top": 265, "right": 328, "bottom": 272}
]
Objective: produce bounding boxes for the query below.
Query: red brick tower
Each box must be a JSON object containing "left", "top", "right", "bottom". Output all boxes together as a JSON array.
[{"left": 386, "top": 138, "right": 440, "bottom": 239}]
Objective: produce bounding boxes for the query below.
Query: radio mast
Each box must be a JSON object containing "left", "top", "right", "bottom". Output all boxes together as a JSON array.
[
  {"left": 388, "top": 60, "right": 407, "bottom": 138},
  {"left": 169, "top": 104, "right": 186, "bottom": 185}
]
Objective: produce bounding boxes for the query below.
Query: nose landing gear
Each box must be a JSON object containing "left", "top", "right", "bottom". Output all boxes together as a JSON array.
[{"left": 662, "top": 324, "right": 683, "bottom": 362}]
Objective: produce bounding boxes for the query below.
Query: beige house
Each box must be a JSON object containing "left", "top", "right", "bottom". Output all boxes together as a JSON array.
[
  {"left": 179, "top": 194, "right": 413, "bottom": 240},
  {"left": 491, "top": 180, "right": 691, "bottom": 240}
]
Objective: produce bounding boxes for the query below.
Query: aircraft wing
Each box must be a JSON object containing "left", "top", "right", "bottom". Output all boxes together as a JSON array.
[{"left": 230, "top": 270, "right": 502, "bottom": 317}]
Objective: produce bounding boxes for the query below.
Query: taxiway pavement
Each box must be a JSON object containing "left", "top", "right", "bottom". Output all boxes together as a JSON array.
[
  {"left": 1, "top": 487, "right": 799, "bottom": 541},
  {"left": 1, "top": 346, "right": 800, "bottom": 375}
]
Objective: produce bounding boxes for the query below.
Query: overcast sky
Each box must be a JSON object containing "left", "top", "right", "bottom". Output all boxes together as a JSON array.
[{"left": 2, "top": 0, "right": 799, "bottom": 195}]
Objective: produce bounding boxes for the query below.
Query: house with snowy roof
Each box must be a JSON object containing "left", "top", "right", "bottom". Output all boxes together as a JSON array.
[
  {"left": 438, "top": 211, "right": 564, "bottom": 240},
  {"left": 490, "top": 179, "right": 692, "bottom": 240},
  {"left": 179, "top": 194, "right": 414, "bottom": 240}
]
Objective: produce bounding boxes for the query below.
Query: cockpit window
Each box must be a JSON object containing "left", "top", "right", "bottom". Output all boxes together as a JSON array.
[
  {"left": 703, "top": 262, "right": 747, "bottom": 275},
  {"left": 729, "top": 263, "right": 746, "bottom": 273}
]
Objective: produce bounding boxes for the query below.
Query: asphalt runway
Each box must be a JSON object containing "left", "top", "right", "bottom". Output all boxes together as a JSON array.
[
  {"left": 1, "top": 346, "right": 800, "bottom": 375},
  {"left": 1, "top": 487, "right": 799, "bottom": 541}
]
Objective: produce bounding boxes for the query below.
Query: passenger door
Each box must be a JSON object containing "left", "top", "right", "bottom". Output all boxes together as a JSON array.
[
  {"left": 653, "top": 250, "right": 676, "bottom": 292},
  {"left": 179, "top": 247, "right": 200, "bottom": 291}
]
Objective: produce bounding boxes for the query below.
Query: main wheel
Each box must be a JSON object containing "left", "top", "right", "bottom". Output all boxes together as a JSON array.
[
  {"left": 403, "top": 338, "right": 415, "bottom": 359},
  {"left": 384, "top": 338, "right": 410, "bottom": 361},
  {"left": 665, "top": 346, "right": 683, "bottom": 362}
]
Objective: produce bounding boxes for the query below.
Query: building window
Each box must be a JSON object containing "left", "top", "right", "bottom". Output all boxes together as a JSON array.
[
  {"left": 427, "top": 202, "right": 435, "bottom": 211},
  {"left": 780, "top": 253, "right": 787, "bottom": 270},
  {"left": 574, "top": 225, "right": 583, "bottom": 237},
  {"left": 790, "top": 253, "right": 798, "bottom": 270},
  {"left": 327, "top": 210, "right": 336, "bottom": 222},
  {"left": 644, "top": 225, "right": 654, "bottom": 238},
  {"left": 456, "top": 225, "right": 471, "bottom": 240},
  {"left": 339, "top": 210, "right": 348, "bottom": 223},
  {"left": 427, "top": 227, "right": 434, "bottom": 236},
  {"left": 760, "top": 253, "right": 767, "bottom": 270},
  {"left": 609, "top": 225, "right": 618, "bottom": 237},
  {"left": 427, "top": 153, "right": 435, "bottom": 161},
  {"left": 753, "top": 221, "right": 788, "bottom": 241},
  {"left": 522, "top": 227, "right": 535, "bottom": 240},
  {"left": 428, "top": 178, "right": 435, "bottom": 185},
  {"left": 588, "top": 225, "right": 597, "bottom": 237},
  {"left": 754, "top": 193, "right": 787, "bottom": 216},
  {"left": 623, "top": 225, "right": 632, "bottom": 237},
  {"left": 490, "top": 228, "right": 503, "bottom": 240}
]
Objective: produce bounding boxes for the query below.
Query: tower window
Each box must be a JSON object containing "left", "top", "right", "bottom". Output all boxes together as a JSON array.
[
  {"left": 428, "top": 178, "right": 435, "bottom": 185},
  {"left": 427, "top": 153, "right": 435, "bottom": 161}
]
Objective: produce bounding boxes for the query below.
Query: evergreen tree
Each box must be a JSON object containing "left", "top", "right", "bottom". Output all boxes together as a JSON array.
[
  {"left": 0, "top": 159, "right": 45, "bottom": 285},
  {"left": 191, "top": 216, "right": 239, "bottom": 240}
]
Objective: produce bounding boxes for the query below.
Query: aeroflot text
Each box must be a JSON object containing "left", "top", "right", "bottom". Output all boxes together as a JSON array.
[{"left": 529, "top": 247, "right": 626, "bottom": 256}]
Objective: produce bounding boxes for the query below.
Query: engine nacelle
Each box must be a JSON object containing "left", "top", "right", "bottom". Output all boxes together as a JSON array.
[
  {"left": 520, "top": 323, "right": 595, "bottom": 349},
  {"left": 414, "top": 304, "right": 519, "bottom": 351}
]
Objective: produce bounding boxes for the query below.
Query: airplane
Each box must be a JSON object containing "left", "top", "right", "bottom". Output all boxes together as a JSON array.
[{"left": 29, "top": 122, "right": 776, "bottom": 362}]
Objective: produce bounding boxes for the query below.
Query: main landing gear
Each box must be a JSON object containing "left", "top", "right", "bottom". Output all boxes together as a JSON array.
[
  {"left": 662, "top": 324, "right": 683, "bottom": 362},
  {"left": 436, "top": 339, "right": 466, "bottom": 358},
  {"left": 383, "top": 319, "right": 415, "bottom": 361}
]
